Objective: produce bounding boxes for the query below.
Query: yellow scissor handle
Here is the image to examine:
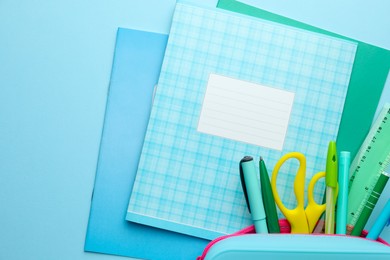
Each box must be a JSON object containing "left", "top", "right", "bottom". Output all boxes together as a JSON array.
[
  {"left": 271, "top": 152, "right": 310, "bottom": 233},
  {"left": 306, "top": 171, "right": 339, "bottom": 233},
  {"left": 306, "top": 171, "right": 326, "bottom": 233}
]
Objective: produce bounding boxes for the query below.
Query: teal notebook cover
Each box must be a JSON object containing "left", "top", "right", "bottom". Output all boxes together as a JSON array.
[{"left": 127, "top": 2, "right": 357, "bottom": 240}]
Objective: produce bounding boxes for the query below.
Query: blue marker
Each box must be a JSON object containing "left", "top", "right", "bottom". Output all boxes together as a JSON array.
[
  {"left": 336, "top": 151, "right": 350, "bottom": 234},
  {"left": 239, "top": 156, "right": 268, "bottom": 233},
  {"left": 366, "top": 198, "right": 390, "bottom": 240}
]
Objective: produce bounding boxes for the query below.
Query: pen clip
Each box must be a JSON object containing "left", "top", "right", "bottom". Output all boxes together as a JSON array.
[{"left": 240, "top": 158, "right": 251, "bottom": 213}]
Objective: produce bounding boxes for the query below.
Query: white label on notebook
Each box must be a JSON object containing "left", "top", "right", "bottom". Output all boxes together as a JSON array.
[{"left": 198, "top": 74, "right": 294, "bottom": 150}]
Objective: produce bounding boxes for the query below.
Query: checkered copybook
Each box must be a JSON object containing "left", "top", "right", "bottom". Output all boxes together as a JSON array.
[{"left": 127, "top": 2, "right": 357, "bottom": 240}]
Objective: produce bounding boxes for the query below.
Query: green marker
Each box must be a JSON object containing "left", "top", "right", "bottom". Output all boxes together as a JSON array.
[
  {"left": 351, "top": 168, "right": 390, "bottom": 236},
  {"left": 325, "top": 141, "right": 338, "bottom": 234},
  {"left": 259, "top": 157, "right": 280, "bottom": 233}
]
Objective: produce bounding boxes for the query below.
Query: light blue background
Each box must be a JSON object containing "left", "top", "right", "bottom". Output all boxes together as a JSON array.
[{"left": 0, "top": 0, "right": 389, "bottom": 259}]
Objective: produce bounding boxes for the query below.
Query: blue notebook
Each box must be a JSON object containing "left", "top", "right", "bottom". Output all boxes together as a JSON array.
[
  {"left": 84, "top": 28, "right": 208, "bottom": 260},
  {"left": 127, "top": 2, "right": 357, "bottom": 240}
]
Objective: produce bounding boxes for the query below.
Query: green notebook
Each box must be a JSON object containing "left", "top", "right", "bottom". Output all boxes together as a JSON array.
[{"left": 217, "top": 0, "right": 390, "bottom": 158}]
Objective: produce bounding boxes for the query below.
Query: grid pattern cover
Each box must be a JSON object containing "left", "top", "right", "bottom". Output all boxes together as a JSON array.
[{"left": 127, "top": 2, "right": 357, "bottom": 240}]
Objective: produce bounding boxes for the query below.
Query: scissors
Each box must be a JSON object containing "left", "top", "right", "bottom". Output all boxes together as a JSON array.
[{"left": 271, "top": 152, "right": 331, "bottom": 234}]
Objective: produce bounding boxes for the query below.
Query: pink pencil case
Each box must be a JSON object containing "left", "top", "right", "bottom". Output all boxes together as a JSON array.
[{"left": 197, "top": 220, "right": 390, "bottom": 260}]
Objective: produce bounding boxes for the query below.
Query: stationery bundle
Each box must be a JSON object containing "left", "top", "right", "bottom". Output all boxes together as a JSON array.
[
  {"left": 197, "top": 136, "right": 390, "bottom": 260},
  {"left": 85, "top": 0, "right": 390, "bottom": 259},
  {"left": 237, "top": 139, "right": 389, "bottom": 236}
]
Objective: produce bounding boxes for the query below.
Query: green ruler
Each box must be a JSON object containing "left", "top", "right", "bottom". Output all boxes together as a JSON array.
[{"left": 347, "top": 103, "right": 390, "bottom": 234}]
